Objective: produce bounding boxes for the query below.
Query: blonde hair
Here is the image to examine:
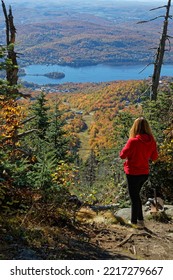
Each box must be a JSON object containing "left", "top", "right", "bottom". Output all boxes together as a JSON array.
[{"left": 129, "top": 117, "right": 153, "bottom": 138}]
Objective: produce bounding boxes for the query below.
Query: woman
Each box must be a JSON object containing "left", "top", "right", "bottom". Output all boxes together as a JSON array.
[{"left": 119, "top": 117, "right": 158, "bottom": 227}]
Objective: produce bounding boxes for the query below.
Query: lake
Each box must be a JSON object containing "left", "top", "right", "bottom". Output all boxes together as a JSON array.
[{"left": 21, "top": 64, "right": 173, "bottom": 85}]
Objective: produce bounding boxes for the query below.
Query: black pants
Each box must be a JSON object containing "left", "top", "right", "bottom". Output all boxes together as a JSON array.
[{"left": 126, "top": 174, "right": 148, "bottom": 224}]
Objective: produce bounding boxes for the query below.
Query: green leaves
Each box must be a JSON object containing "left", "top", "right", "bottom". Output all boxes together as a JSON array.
[{"left": 114, "top": 111, "right": 134, "bottom": 143}]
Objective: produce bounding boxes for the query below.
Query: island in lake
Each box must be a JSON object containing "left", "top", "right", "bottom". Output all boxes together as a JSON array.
[{"left": 44, "top": 72, "right": 65, "bottom": 79}]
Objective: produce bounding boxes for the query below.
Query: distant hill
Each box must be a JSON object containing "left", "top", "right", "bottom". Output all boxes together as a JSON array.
[{"left": 0, "top": 1, "right": 173, "bottom": 66}]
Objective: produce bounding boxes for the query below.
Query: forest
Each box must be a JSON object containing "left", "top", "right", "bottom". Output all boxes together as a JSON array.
[
  {"left": 0, "top": 0, "right": 173, "bottom": 260},
  {"left": 1, "top": 0, "right": 173, "bottom": 67}
]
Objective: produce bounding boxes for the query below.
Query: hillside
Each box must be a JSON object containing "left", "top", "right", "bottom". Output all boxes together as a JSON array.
[
  {"left": 45, "top": 80, "right": 147, "bottom": 151},
  {"left": 20, "top": 77, "right": 171, "bottom": 159},
  {"left": 1, "top": 1, "right": 173, "bottom": 66},
  {"left": 1, "top": 72, "right": 173, "bottom": 261}
]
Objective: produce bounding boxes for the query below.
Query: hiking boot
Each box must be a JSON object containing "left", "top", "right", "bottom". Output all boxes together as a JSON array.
[
  {"left": 127, "top": 221, "right": 138, "bottom": 228},
  {"left": 137, "top": 220, "right": 145, "bottom": 228},
  {"left": 127, "top": 220, "right": 144, "bottom": 229}
]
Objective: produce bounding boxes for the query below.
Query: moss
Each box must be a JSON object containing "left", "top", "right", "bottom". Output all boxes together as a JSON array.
[{"left": 147, "top": 211, "right": 172, "bottom": 223}]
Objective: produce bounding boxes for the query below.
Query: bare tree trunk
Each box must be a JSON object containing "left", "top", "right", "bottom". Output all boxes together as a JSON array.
[
  {"left": 1, "top": 0, "right": 18, "bottom": 92},
  {"left": 150, "top": 0, "right": 171, "bottom": 101}
]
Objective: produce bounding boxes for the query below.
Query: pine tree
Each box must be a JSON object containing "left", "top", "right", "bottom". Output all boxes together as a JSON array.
[
  {"left": 84, "top": 149, "right": 97, "bottom": 187},
  {"left": 31, "top": 92, "right": 49, "bottom": 140},
  {"left": 46, "top": 102, "right": 69, "bottom": 162},
  {"left": 140, "top": 85, "right": 173, "bottom": 201}
]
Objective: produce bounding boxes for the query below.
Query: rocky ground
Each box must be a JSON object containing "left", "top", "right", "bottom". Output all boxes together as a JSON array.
[{"left": 0, "top": 206, "right": 173, "bottom": 260}]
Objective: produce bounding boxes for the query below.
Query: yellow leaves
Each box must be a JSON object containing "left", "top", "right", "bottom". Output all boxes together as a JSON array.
[
  {"left": 31, "top": 155, "right": 37, "bottom": 163},
  {"left": 52, "top": 161, "right": 78, "bottom": 188},
  {"left": 159, "top": 125, "right": 173, "bottom": 166},
  {"left": 0, "top": 99, "right": 24, "bottom": 149}
]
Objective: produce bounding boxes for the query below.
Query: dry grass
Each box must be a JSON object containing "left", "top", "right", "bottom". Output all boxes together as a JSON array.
[{"left": 78, "top": 113, "right": 94, "bottom": 161}]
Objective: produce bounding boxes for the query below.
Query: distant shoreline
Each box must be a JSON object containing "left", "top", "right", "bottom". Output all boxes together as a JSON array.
[
  {"left": 19, "top": 59, "right": 173, "bottom": 70},
  {"left": 20, "top": 71, "right": 65, "bottom": 79},
  {"left": 19, "top": 63, "right": 173, "bottom": 87},
  {"left": 20, "top": 60, "right": 153, "bottom": 69}
]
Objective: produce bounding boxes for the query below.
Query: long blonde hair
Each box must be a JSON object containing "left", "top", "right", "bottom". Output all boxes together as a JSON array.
[{"left": 129, "top": 117, "right": 153, "bottom": 138}]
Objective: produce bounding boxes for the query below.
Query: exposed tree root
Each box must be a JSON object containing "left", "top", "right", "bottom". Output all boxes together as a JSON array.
[{"left": 116, "top": 232, "right": 152, "bottom": 247}]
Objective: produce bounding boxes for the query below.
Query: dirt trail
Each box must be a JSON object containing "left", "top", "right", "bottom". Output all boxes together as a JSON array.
[
  {"left": 1, "top": 210, "right": 173, "bottom": 260},
  {"left": 64, "top": 205, "right": 173, "bottom": 260},
  {"left": 88, "top": 220, "right": 173, "bottom": 260}
]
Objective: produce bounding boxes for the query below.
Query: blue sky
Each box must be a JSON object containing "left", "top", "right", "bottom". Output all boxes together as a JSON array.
[
  {"left": 3, "top": 0, "right": 169, "bottom": 6},
  {"left": 5, "top": 0, "right": 168, "bottom": 2}
]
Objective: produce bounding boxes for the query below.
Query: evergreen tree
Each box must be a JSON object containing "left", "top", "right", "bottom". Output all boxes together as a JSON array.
[
  {"left": 26, "top": 142, "right": 57, "bottom": 192},
  {"left": 139, "top": 85, "right": 173, "bottom": 202},
  {"left": 46, "top": 102, "right": 69, "bottom": 162},
  {"left": 141, "top": 89, "right": 173, "bottom": 143},
  {"left": 84, "top": 149, "right": 97, "bottom": 187},
  {"left": 114, "top": 111, "right": 134, "bottom": 145},
  {"left": 31, "top": 92, "right": 49, "bottom": 140}
]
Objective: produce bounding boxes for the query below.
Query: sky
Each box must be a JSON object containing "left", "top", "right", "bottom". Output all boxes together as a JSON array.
[
  {"left": 2, "top": 0, "right": 169, "bottom": 7},
  {"left": 4, "top": 0, "right": 168, "bottom": 2}
]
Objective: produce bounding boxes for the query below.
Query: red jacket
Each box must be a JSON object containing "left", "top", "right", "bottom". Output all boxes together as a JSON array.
[{"left": 119, "top": 134, "right": 158, "bottom": 175}]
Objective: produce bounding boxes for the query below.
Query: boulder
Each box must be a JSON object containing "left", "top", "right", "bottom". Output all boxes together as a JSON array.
[
  {"left": 115, "top": 208, "right": 131, "bottom": 221},
  {"left": 116, "top": 205, "right": 173, "bottom": 221}
]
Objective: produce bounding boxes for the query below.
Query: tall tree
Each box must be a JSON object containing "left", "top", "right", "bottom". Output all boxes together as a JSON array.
[
  {"left": 151, "top": 0, "right": 172, "bottom": 101},
  {"left": 31, "top": 92, "right": 50, "bottom": 140},
  {"left": 138, "top": 0, "right": 172, "bottom": 101},
  {"left": 47, "top": 102, "right": 69, "bottom": 162},
  {"left": 84, "top": 149, "right": 97, "bottom": 187},
  {"left": 1, "top": 0, "right": 18, "bottom": 96}
]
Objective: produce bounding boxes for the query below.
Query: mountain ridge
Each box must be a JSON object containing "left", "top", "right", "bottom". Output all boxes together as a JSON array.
[{"left": 1, "top": 1, "right": 172, "bottom": 67}]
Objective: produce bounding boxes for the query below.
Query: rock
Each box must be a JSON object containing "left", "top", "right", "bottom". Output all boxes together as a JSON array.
[
  {"left": 17, "top": 248, "right": 42, "bottom": 260},
  {"left": 4, "top": 235, "right": 14, "bottom": 242},
  {"left": 116, "top": 205, "right": 173, "bottom": 222},
  {"left": 164, "top": 205, "right": 173, "bottom": 217},
  {"left": 115, "top": 208, "right": 131, "bottom": 221}
]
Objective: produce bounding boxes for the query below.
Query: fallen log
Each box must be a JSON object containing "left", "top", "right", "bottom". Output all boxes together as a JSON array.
[{"left": 89, "top": 204, "right": 120, "bottom": 211}]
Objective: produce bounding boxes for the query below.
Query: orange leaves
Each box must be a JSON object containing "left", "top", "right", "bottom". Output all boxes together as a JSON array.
[
  {"left": 20, "top": 80, "right": 146, "bottom": 155},
  {"left": 65, "top": 116, "right": 86, "bottom": 133},
  {"left": 50, "top": 80, "right": 146, "bottom": 153},
  {"left": 159, "top": 124, "right": 173, "bottom": 165}
]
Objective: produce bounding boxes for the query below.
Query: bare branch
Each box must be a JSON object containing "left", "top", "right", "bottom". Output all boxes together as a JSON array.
[
  {"left": 138, "top": 62, "right": 154, "bottom": 74},
  {"left": 18, "top": 91, "right": 32, "bottom": 98},
  {"left": 149, "top": 47, "right": 158, "bottom": 50},
  {"left": 17, "top": 129, "right": 38, "bottom": 138},
  {"left": 150, "top": 5, "right": 167, "bottom": 11},
  {"left": 166, "top": 37, "right": 171, "bottom": 51},
  {"left": 15, "top": 147, "right": 33, "bottom": 157},
  {"left": 137, "top": 16, "right": 165, "bottom": 24},
  {"left": 0, "top": 129, "right": 38, "bottom": 143},
  {"left": 21, "top": 115, "right": 36, "bottom": 125}
]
